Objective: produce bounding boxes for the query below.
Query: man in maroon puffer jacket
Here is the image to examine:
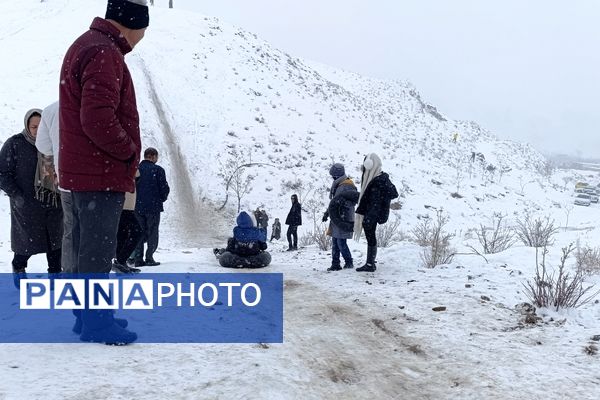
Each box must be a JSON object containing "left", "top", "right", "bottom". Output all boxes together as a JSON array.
[{"left": 59, "top": 0, "right": 149, "bottom": 345}]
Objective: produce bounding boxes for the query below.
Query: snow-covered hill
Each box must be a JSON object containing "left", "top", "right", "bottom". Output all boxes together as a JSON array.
[
  {"left": 1, "top": 2, "right": 600, "bottom": 399},
  {"left": 0, "top": 0, "right": 557, "bottom": 246}
]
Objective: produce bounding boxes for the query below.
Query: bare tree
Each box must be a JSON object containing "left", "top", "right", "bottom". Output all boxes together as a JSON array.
[
  {"left": 563, "top": 203, "right": 573, "bottom": 230},
  {"left": 518, "top": 176, "right": 533, "bottom": 196},
  {"left": 217, "top": 148, "right": 273, "bottom": 213},
  {"left": 169, "top": 0, "right": 173, "bottom": 8}
]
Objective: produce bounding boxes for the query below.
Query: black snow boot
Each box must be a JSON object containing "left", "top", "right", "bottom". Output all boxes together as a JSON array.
[
  {"left": 73, "top": 316, "right": 129, "bottom": 335},
  {"left": 343, "top": 260, "right": 354, "bottom": 269},
  {"left": 80, "top": 322, "right": 137, "bottom": 345},
  {"left": 327, "top": 262, "right": 342, "bottom": 272},
  {"left": 356, "top": 246, "right": 377, "bottom": 272},
  {"left": 12, "top": 264, "right": 27, "bottom": 289}
]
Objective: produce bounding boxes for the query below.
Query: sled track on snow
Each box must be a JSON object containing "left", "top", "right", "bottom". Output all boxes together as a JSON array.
[{"left": 136, "top": 56, "right": 218, "bottom": 248}]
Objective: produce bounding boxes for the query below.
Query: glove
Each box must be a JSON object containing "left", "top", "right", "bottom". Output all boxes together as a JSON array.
[{"left": 322, "top": 213, "right": 328, "bottom": 222}]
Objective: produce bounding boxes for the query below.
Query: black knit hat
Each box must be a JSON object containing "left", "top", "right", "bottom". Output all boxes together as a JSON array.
[{"left": 106, "top": 0, "right": 149, "bottom": 30}]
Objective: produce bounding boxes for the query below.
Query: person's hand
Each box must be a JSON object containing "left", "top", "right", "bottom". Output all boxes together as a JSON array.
[{"left": 322, "top": 213, "right": 328, "bottom": 222}]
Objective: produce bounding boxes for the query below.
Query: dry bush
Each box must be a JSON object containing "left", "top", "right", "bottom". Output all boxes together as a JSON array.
[
  {"left": 376, "top": 215, "right": 406, "bottom": 248},
  {"left": 420, "top": 211, "right": 455, "bottom": 268},
  {"left": 411, "top": 217, "right": 433, "bottom": 246},
  {"left": 575, "top": 242, "right": 600, "bottom": 275},
  {"left": 523, "top": 244, "right": 599, "bottom": 310},
  {"left": 515, "top": 214, "right": 558, "bottom": 248},
  {"left": 475, "top": 215, "right": 516, "bottom": 254},
  {"left": 299, "top": 224, "right": 331, "bottom": 251}
]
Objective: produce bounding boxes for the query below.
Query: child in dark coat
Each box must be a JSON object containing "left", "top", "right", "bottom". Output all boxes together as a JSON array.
[{"left": 214, "top": 211, "right": 271, "bottom": 268}]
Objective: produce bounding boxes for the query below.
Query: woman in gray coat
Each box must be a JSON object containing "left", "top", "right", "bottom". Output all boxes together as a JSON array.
[
  {"left": 0, "top": 109, "right": 63, "bottom": 286},
  {"left": 323, "top": 163, "right": 359, "bottom": 271}
]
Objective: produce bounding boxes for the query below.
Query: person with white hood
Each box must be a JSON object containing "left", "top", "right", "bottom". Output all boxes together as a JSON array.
[{"left": 354, "top": 153, "right": 399, "bottom": 272}]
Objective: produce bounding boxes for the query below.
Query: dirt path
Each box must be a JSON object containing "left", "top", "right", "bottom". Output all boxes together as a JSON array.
[{"left": 278, "top": 278, "right": 467, "bottom": 399}]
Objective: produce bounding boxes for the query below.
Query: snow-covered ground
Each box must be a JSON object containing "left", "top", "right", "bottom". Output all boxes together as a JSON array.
[{"left": 1, "top": 1, "right": 599, "bottom": 399}]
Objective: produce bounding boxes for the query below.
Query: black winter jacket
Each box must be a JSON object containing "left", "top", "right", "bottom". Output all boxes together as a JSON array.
[
  {"left": 135, "top": 160, "right": 170, "bottom": 214},
  {"left": 285, "top": 201, "right": 302, "bottom": 226},
  {"left": 0, "top": 134, "right": 63, "bottom": 255},
  {"left": 356, "top": 172, "right": 398, "bottom": 226}
]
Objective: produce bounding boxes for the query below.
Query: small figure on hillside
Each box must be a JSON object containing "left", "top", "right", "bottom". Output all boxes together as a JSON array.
[
  {"left": 254, "top": 207, "right": 269, "bottom": 235},
  {"left": 260, "top": 208, "right": 269, "bottom": 234},
  {"left": 322, "top": 163, "right": 359, "bottom": 271},
  {"left": 285, "top": 194, "right": 302, "bottom": 251},
  {"left": 354, "top": 153, "right": 399, "bottom": 272},
  {"left": 254, "top": 207, "right": 264, "bottom": 229},
  {"left": 214, "top": 211, "right": 271, "bottom": 268},
  {"left": 270, "top": 218, "right": 281, "bottom": 242}
]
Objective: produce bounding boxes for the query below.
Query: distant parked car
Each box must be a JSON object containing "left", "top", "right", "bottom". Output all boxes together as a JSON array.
[
  {"left": 574, "top": 193, "right": 591, "bottom": 206},
  {"left": 591, "top": 194, "right": 599, "bottom": 203},
  {"left": 584, "top": 187, "right": 596, "bottom": 194}
]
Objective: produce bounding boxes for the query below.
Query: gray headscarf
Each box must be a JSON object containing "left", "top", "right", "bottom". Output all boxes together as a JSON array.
[{"left": 21, "top": 108, "right": 41, "bottom": 145}]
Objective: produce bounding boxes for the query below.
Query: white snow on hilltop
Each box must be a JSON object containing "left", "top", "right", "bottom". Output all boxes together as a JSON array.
[{"left": 0, "top": 1, "right": 599, "bottom": 399}]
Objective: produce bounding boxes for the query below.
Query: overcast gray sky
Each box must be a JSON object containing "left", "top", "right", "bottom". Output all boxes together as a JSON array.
[{"left": 161, "top": 0, "right": 599, "bottom": 158}]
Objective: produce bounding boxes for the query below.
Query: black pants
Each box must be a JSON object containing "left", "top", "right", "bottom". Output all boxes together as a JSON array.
[
  {"left": 116, "top": 210, "right": 143, "bottom": 264},
  {"left": 136, "top": 212, "right": 161, "bottom": 261},
  {"left": 69, "top": 192, "right": 123, "bottom": 330},
  {"left": 12, "top": 248, "right": 62, "bottom": 273},
  {"left": 286, "top": 225, "right": 298, "bottom": 248},
  {"left": 363, "top": 223, "right": 377, "bottom": 247},
  {"left": 69, "top": 191, "right": 124, "bottom": 274}
]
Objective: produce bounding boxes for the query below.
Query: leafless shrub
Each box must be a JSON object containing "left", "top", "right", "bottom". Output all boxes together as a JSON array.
[
  {"left": 299, "top": 231, "right": 315, "bottom": 247},
  {"left": 523, "top": 244, "right": 599, "bottom": 311},
  {"left": 575, "top": 241, "right": 600, "bottom": 275},
  {"left": 299, "top": 224, "right": 331, "bottom": 251},
  {"left": 515, "top": 214, "right": 558, "bottom": 248},
  {"left": 474, "top": 215, "right": 516, "bottom": 254},
  {"left": 376, "top": 215, "right": 405, "bottom": 248},
  {"left": 411, "top": 217, "right": 433, "bottom": 247},
  {"left": 420, "top": 211, "right": 455, "bottom": 268}
]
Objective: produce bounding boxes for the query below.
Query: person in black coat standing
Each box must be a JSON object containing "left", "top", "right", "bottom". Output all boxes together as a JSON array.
[
  {"left": 0, "top": 109, "right": 63, "bottom": 287},
  {"left": 354, "top": 153, "right": 398, "bottom": 272},
  {"left": 285, "top": 194, "right": 302, "bottom": 251},
  {"left": 134, "top": 147, "right": 170, "bottom": 266}
]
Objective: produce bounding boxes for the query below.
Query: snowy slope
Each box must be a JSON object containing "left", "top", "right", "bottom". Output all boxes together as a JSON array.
[
  {"left": 0, "top": 1, "right": 599, "bottom": 399},
  {"left": 0, "top": 0, "right": 554, "bottom": 242}
]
